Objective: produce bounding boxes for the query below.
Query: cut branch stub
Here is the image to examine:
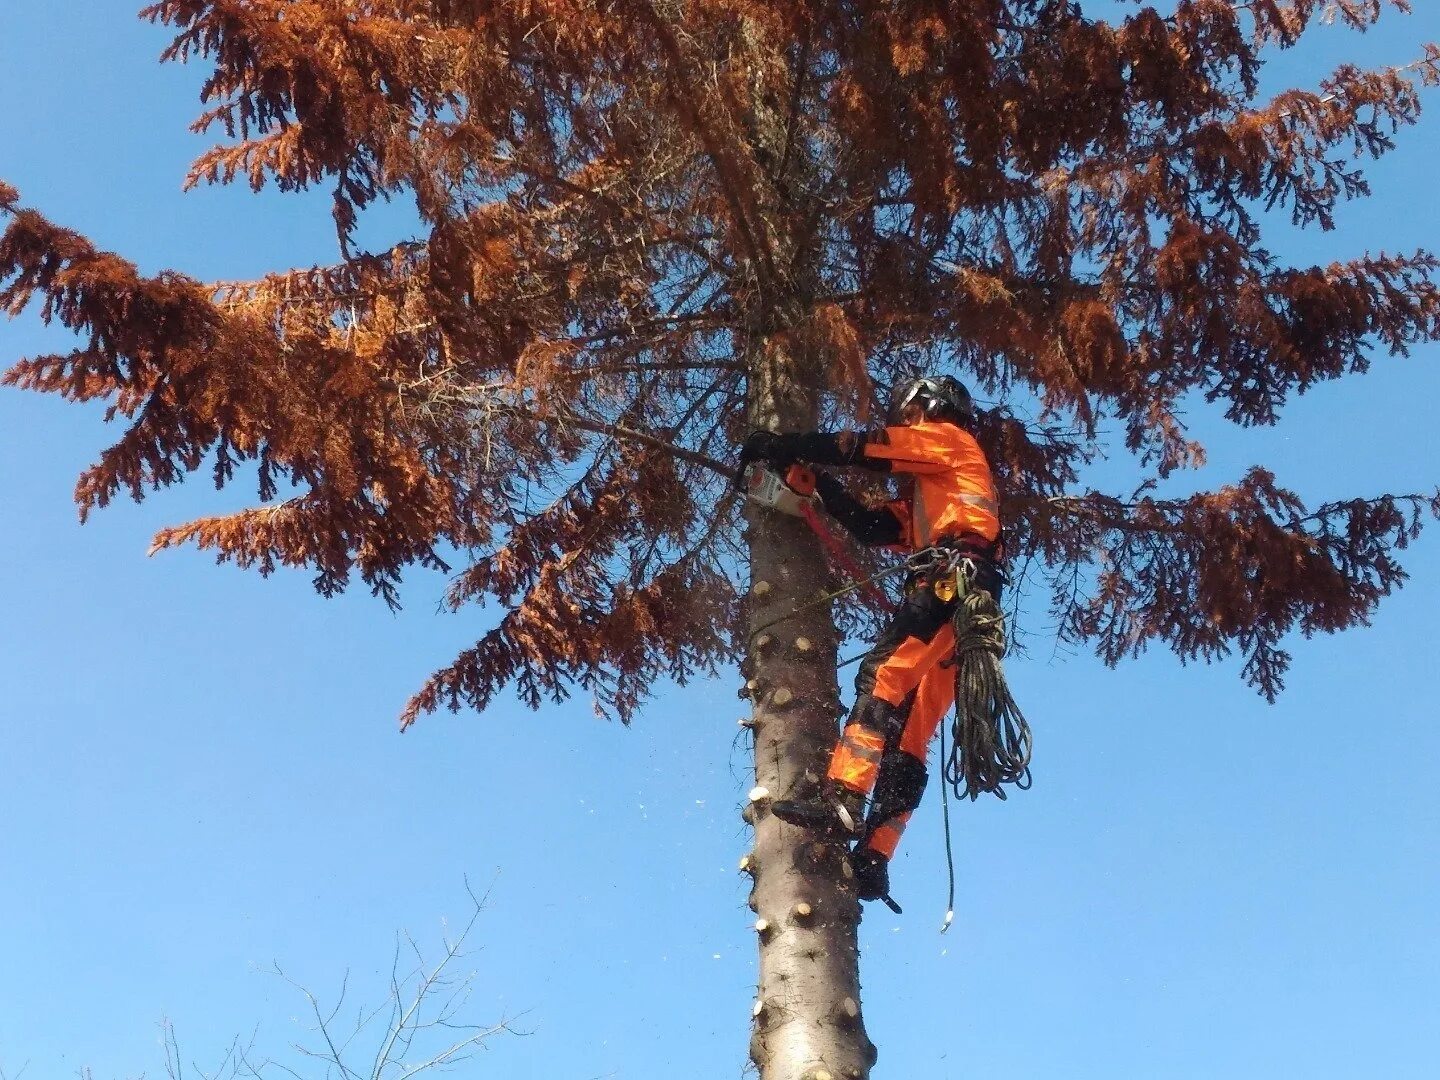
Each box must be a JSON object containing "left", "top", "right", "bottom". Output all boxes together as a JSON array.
[
  {"left": 834, "top": 997, "right": 861, "bottom": 1027},
  {"left": 771, "top": 686, "right": 794, "bottom": 708}
]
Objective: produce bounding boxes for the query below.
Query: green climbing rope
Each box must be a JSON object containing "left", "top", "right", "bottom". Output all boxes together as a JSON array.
[{"left": 943, "top": 583, "right": 1032, "bottom": 801}]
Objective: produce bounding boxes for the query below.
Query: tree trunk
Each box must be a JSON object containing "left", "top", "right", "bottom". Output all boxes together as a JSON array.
[
  {"left": 742, "top": 359, "right": 876, "bottom": 1080},
  {"left": 728, "top": 15, "right": 875, "bottom": 1078}
]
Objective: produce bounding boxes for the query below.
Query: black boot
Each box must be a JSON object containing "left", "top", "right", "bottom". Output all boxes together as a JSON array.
[{"left": 772, "top": 782, "right": 866, "bottom": 837}]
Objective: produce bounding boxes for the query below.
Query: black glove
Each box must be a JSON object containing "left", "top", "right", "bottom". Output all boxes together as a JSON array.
[
  {"left": 739, "top": 430, "right": 872, "bottom": 472},
  {"left": 738, "top": 431, "right": 793, "bottom": 469},
  {"left": 849, "top": 846, "right": 891, "bottom": 903},
  {"left": 813, "top": 470, "right": 848, "bottom": 508}
]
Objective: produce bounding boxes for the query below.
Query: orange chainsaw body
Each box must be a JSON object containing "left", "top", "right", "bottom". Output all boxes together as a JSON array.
[{"left": 745, "top": 463, "right": 817, "bottom": 516}]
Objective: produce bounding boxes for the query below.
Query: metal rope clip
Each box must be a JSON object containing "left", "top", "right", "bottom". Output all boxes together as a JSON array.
[{"left": 905, "top": 545, "right": 944, "bottom": 573}]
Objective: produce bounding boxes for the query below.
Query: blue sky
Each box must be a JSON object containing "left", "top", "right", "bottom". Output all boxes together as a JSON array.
[{"left": 2, "top": 4, "right": 1438, "bottom": 1078}]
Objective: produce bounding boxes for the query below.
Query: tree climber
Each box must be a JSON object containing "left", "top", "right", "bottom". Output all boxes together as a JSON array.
[{"left": 738, "top": 376, "right": 1003, "bottom": 907}]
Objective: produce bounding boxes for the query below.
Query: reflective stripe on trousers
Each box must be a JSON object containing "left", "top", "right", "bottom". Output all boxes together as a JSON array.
[
  {"left": 864, "top": 812, "right": 912, "bottom": 860},
  {"left": 827, "top": 725, "right": 886, "bottom": 794}
]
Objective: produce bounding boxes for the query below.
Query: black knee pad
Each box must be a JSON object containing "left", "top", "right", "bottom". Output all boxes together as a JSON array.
[{"left": 867, "top": 751, "right": 928, "bottom": 822}]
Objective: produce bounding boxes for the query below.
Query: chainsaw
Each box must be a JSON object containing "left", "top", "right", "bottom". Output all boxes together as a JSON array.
[{"left": 743, "top": 462, "right": 818, "bottom": 516}]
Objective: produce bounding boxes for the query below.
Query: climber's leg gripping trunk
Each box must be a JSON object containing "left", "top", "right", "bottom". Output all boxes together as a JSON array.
[
  {"left": 826, "top": 693, "right": 904, "bottom": 796},
  {"left": 825, "top": 582, "right": 956, "bottom": 806}
]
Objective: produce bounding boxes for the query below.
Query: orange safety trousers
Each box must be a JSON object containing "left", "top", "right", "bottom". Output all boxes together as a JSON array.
[{"left": 826, "top": 580, "right": 961, "bottom": 861}]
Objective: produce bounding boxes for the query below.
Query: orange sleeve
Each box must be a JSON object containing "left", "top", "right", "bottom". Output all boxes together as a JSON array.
[{"left": 860, "top": 424, "right": 956, "bottom": 475}]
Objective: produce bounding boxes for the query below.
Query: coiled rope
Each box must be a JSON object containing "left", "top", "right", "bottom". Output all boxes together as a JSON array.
[
  {"left": 943, "top": 584, "right": 1032, "bottom": 801},
  {"left": 938, "top": 574, "right": 1032, "bottom": 930}
]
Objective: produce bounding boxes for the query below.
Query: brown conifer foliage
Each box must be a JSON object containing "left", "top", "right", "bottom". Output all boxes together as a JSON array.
[{"left": 4, "top": 4, "right": 1440, "bottom": 1077}]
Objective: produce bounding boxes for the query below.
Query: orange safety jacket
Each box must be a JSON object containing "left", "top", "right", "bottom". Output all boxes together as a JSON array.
[{"left": 857, "top": 421, "right": 1001, "bottom": 550}]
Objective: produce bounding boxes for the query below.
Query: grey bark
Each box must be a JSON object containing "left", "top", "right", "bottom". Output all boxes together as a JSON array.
[
  {"left": 742, "top": 358, "right": 876, "bottom": 1080},
  {"left": 729, "top": 15, "right": 877, "bottom": 1078}
]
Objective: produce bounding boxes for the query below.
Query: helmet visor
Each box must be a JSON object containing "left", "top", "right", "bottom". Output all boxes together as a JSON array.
[{"left": 888, "top": 380, "right": 927, "bottom": 425}]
